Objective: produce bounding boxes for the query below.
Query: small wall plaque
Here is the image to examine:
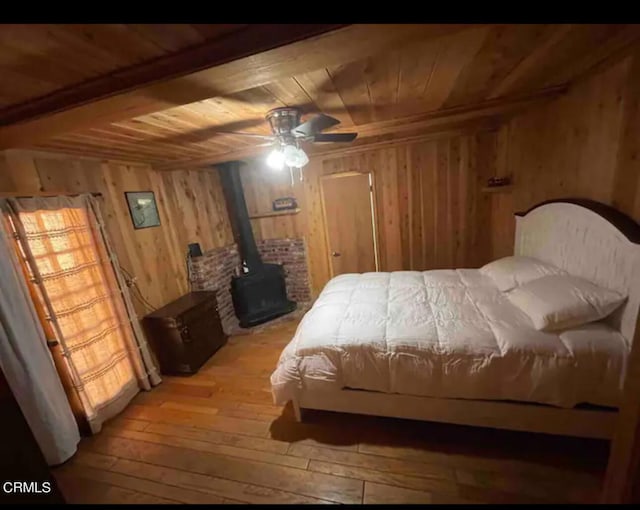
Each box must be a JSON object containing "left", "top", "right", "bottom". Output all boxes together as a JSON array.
[
  {"left": 272, "top": 197, "right": 298, "bottom": 211},
  {"left": 486, "top": 176, "right": 511, "bottom": 188}
]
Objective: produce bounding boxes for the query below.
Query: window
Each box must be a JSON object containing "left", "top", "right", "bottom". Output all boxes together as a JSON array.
[{"left": 6, "top": 195, "right": 159, "bottom": 432}]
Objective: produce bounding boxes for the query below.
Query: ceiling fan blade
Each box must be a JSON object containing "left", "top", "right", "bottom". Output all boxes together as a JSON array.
[
  {"left": 216, "top": 131, "right": 275, "bottom": 140},
  {"left": 294, "top": 113, "right": 341, "bottom": 136},
  {"left": 312, "top": 132, "right": 358, "bottom": 143}
]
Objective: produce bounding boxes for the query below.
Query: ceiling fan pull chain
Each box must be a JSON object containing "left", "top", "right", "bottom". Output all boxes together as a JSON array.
[{"left": 289, "top": 166, "right": 294, "bottom": 187}]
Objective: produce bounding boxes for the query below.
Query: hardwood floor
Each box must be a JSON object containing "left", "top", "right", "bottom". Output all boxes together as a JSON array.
[{"left": 54, "top": 319, "right": 609, "bottom": 504}]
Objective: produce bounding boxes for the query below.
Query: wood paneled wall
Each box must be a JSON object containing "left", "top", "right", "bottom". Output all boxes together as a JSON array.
[
  {"left": 0, "top": 150, "right": 233, "bottom": 316},
  {"left": 241, "top": 47, "right": 640, "bottom": 297},
  {"left": 240, "top": 164, "right": 309, "bottom": 242},
  {"left": 4, "top": 47, "right": 637, "bottom": 309},
  {"left": 240, "top": 131, "right": 497, "bottom": 296},
  {"left": 490, "top": 52, "right": 640, "bottom": 259}
]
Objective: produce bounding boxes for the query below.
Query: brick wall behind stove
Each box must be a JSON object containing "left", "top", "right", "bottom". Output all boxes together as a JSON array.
[
  {"left": 190, "top": 244, "right": 241, "bottom": 334},
  {"left": 256, "top": 238, "right": 311, "bottom": 305},
  {"left": 189, "top": 238, "right": 311, "bottom": 334}
]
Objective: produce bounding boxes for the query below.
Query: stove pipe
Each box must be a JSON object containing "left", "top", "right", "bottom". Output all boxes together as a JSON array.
[{"left": 217, "top": 161, "right": 263, "bottom": 273}]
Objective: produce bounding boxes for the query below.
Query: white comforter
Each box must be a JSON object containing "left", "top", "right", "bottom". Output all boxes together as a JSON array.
[{"left": 271, "top": 270, "right": 628, "bottom": 408}]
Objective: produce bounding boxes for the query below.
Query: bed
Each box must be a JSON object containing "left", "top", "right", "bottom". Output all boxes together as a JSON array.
[{"left": 270, "top": 199, "right": 640, "bottom": 439}]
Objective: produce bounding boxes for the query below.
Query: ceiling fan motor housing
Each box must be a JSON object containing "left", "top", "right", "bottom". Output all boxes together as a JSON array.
[{"left": 266, "top": 107, "right": 302, "bottom": 139}]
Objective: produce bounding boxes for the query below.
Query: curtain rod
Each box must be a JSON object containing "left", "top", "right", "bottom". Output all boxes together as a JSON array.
[{"left": 0, "top": 191, "right": 103, "bottom": 199}]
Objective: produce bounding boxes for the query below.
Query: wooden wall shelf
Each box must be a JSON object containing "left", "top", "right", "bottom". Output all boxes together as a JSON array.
[
  {"left": 249, "top": 208, "right": 301, "bottom": 219},
  {"left": 481, "top": 185, "right": 514, "bottom": 194}
]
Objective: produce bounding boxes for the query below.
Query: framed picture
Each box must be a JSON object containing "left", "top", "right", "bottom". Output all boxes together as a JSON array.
[{"left": 125, "top": 191, "right": 161, "bottom": 230}]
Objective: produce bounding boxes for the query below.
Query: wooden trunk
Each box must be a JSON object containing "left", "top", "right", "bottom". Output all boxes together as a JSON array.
[{"left": 143, "top": 291, "right": 227, "bottom": 375}]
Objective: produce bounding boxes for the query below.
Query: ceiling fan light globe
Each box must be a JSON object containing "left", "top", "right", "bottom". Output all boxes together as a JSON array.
[
  {"left": 266, "top": 148, "right": 285, "bottom": 170},
  {"left": 296, "top": 148, "right": 309, "bottom": 168},
  {"left": 282, "top": 144, "right": 309, "bottom": 168}
]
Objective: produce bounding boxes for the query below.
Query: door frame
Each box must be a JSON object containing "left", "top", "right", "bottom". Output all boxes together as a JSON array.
[{"left": 319, "top": 170, "right": 380, "bottom": 277}]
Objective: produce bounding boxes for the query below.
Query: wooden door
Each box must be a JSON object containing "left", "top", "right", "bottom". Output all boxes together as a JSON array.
[{"left": 321, "top": 172, "right": 378, "bottom": 276}]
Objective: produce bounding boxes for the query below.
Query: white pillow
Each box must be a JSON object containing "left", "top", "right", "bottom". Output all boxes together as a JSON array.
[
  {"left": 480, "top": 256, "right": 565, "bottom": 292},
  {"left": 507, "top": 274, "right": 627, "bottom": 331}
]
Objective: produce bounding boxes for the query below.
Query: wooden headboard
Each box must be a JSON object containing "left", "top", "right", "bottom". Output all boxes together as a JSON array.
[{"left": 514, "top": 199, "right": 640, "bottom": 346}]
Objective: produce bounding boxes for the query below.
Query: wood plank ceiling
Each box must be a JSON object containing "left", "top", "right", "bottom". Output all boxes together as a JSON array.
[
  {"left": 0, "top": 24, "right": 247, "bottom": 109},
  {"left": 3, "top": 24, "right": 639, "bottom": 169}
]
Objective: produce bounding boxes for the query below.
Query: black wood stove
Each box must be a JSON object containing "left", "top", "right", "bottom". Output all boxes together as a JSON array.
[{"left": 218, "top": 161, "right": 296, "bottom": 328}]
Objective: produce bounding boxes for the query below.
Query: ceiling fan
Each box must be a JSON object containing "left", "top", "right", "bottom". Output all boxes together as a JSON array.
[{"left": 219, "top": 107, "right": 358, "bottom": 171}]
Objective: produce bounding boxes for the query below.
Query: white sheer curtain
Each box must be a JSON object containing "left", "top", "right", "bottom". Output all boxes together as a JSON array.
[
  {"left": 6, "top": 194, "right": 160, "bottom": 434},
  {"left": 0, "top": 203, "right": 80, "bottom": 465}
]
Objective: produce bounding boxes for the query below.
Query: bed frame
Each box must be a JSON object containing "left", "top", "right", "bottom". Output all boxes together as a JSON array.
[{"left": 291, "top": 199, "right": 640, "bottom": 439}]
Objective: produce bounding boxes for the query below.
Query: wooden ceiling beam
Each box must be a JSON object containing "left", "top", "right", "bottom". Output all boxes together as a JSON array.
[
  {"left": 0, "top": 24, "right": 342, "bottom": 146},
  {"left": 0, "top": 24, "right": 249, "bottom": 126},
  {"left": 153, "top": 85, "right": 566, "bottom": 171},
  {"left": 0, "top": 24, "right": 477, "bottom": 151}
]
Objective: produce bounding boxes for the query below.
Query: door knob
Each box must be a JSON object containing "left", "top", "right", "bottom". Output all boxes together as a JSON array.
[{"left": 332, "top": 251, "right": 341, "bottom": 257}]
